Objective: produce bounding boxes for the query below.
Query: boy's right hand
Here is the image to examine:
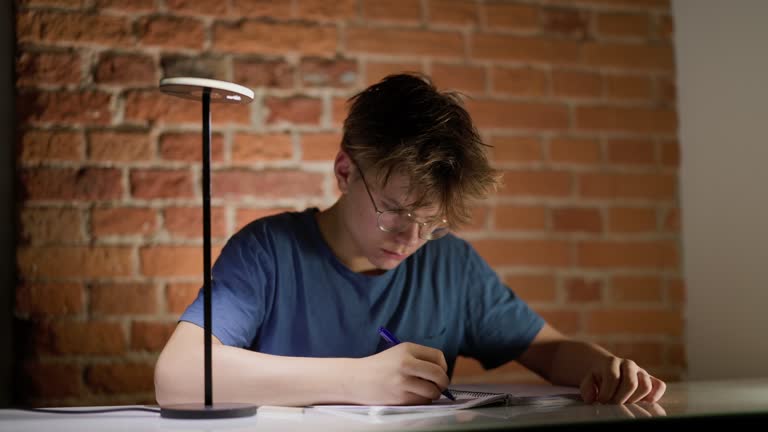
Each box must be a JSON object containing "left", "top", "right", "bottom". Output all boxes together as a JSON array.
[{"left": 349, "top": 342, "right": 450, "bottom": 405}]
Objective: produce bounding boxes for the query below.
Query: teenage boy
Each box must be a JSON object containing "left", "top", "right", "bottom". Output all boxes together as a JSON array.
[{"left": 155, "top": 74, "right": 667, "bottom": 406}]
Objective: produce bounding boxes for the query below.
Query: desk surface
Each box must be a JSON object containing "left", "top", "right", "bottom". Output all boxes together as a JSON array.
[{"left": 2, "top": 378, "right": 768, "bottom": 431}]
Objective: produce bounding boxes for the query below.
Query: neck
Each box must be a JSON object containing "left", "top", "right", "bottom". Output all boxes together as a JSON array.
[{"left": 315, "top": 202, "right": 381, "bottom": 274}]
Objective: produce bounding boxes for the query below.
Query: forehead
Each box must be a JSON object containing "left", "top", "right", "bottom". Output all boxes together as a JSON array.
[{"left": 368, "top": 170, "right": 441, "bottom": 217}]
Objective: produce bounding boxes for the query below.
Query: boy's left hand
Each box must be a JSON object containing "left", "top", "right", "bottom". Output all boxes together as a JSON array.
[{"left": 580, "top": 356, "right": 666, "bottom": 404}]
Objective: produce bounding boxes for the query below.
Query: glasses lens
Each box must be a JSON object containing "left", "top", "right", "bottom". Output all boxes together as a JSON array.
[
  {"left": 420, "top": 224, "right": 449, "bottom": 240},
  {"left": 378, "top": 211, "right": 411, "bottom": 233}
]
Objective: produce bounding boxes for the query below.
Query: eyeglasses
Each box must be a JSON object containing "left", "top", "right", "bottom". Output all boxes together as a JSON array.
[{"left": 354, "top": 163, "right": 450, "bottom": 241}]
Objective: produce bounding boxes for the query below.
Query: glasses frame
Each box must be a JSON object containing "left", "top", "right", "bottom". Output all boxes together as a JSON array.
[{"left": 353, "top": 162, "right": 449, "bottom": 241}]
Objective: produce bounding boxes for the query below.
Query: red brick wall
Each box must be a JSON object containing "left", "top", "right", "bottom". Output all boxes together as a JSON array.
[{"left": 13, "top": 0, "right": 683, "bottom": 406}]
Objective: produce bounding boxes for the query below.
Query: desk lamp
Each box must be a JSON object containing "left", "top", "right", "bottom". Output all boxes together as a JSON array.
[{"left": 158, "top": 77, "right": 257, "bottom": 419}]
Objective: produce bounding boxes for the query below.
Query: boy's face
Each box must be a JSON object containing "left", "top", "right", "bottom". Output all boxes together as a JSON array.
[{"left": 341, "top": 160, "right": 442, "bottom": 271}]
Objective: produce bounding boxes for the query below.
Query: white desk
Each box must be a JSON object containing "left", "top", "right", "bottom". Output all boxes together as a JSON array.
[{"left": 2, "top": 378, "right": 767, "bottom": 431}]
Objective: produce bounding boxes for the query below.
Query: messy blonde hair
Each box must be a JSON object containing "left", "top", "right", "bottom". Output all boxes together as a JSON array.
[{"left": 341, "top": 73, "right": 500, "bottom": 228}]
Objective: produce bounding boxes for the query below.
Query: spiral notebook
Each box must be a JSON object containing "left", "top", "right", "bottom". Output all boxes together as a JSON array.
[{"left": 312, "top": 387, "right": 581, "bottom": 416}]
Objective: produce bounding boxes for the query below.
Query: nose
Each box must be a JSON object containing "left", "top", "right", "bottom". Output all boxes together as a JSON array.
[{"left": 394, "top": 221, "right": 420, "bottom": 246}]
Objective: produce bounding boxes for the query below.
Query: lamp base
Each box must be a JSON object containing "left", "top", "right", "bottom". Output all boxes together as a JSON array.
[{"left": 160, "top": 403, "right": 258, "bottom": 419}]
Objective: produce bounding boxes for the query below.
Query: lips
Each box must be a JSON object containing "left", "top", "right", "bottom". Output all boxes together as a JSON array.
[{"left": 381, "top": 249, "right": 407, "bottom": 260}]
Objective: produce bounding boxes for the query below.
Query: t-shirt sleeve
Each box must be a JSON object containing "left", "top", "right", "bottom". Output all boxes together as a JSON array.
[
  {"left": 460, "top": 243, "right": 545, "bottom": 370},
  {"left": 179, "top": 229, "right": 273, "bottom": 348}
]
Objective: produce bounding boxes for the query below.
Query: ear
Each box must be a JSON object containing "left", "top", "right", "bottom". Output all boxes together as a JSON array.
[{"left": 333, "top": 149, "right": 356, "bottom": 194}]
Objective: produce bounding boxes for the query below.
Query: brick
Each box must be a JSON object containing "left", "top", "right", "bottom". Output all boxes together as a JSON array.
[
  {"left": 214, "top": 21, "right": 337, "bottom": 56},
  {"left": 301, "top": 132, "right": 341, "bottom": 161},
  {"left": 504, "top": 274, "right": 557, "bottom": 302},
  {"left": 162, "top": 54, "right": 229, "bottom": 81},
  {"left": 492, "top": 67, "right": 547, "bottom": 96},
  {"left": 610, "top": 276, "right": 663, "bottom": 302},
  {"left": 537, "top": 309, "right": 581, "bottom": 334},
  {"left": 365, "top": 61, "right": 422, "bottom": 86},
  {"left": 159, "top": 132, "right": 224, "bottom": 162},
  {"left": 15, "top": 283, "right": 84, "bottom": 317},
  {"left": 92, "top": 207, "right": 157, "bottom": 237},
  {"left": 563, "top": 0, "right": 670, "bottom": 8},
  {"left": 94, "top": 53, "right": 155, "bottom": 85},
  {"left": 88, "top": 130, "right": 152, "bottom": 162},
  {"left": 85, "top": 362, "right": 154, "bottom": 393},
  {"left": 607, "top": 138, "right": 656, "bottom": 164},
  {"left": 667, "top": 342, "right": 686, "bottom": 368},
  {"left": 491, "top": 136, "right": 542, "bottom": 163},
  {"left": 660, "top": 140, "right": 679, "bottom": 166},
  {"left": 347, "top": 27, "right": 464, "bottom": 58},
  {"left": 264, "top": 96, "right": 322, "bottom": 125},
  {"left": 657, "top": 76, "right": 676, "bottom": 104},
  {"left": 90, "top": 283, "right": 158, "bottom": 315},
  {"left": 18, "top": 246, "right": 134, "bottom": 279},
  {"left": 541, "top": 7, "right": 590, "bottom": 38},
  {"left": 552, "top": 70, "right": 602, "bottom": 98},
  {"left": 597, "top": 13, "right": 651, "bottom": 38},
  {"left": 214, "top": 169, "right": 325, "bottom": 199},
  {"left": 21, "top": 362, "right": 83, "bottom": 399},
  {"left": 483, "top": 2, "right": 538, "bottom": 30},
  {"left": 17, "top": 90, "right": 111, "bottom": 125},
  {"left": 164, "top": 206, "right": 227, "bottom": 238},
  {"left": 577, "top": 240, "right": 678, "bottom": 269},
  {"left": 19, "top": 0, "right": 85, "bottom": 7},
  {"left": 166, "top": 0, "right": 227, "bottom": 15},
  {"left": 232, "top": 133, "right": 293, "bottom": 162},
  {"left": 363, "top": 0, "right": 422, "bottom": 23},
  {"left": 300, "top": 57, "right": 358, "bottom": 88},
  {"left": 549, "top": 137, "right": 601, "bottom": 165},
  {"left": 21, "top": 167, "right": 122, "bottom": 201},
  {"left": 605, "top": 75, "right": 653, "bottom": 100},
  {"left": 137, "top": 16, "right": 204, "bottom": 49},
  {"left": 17, "top": 11, "right": 132, "bottom": 46},
  {"left": 609, "top": 342, "right": 664, "bottom": 367},
  {"left": 431, "top": 64, "right": 486, "bottom": 94},
  {"left": 20, "top": 207, "right": 83, "bottom": 244},
  {"left": 50, "top": 321, "right": 126, "bottom": 354},
  {"left": 579, "top": 173, "right": 676, "bottom": 200},
  {"left": 332, "top": 97, "right": 349, "bottom": 127},
  {"left": 576, "top": 106, "right": 676, "bottom": 133},
  {"left": 233, "top": 58, "right": 294, "bottom": 89},
  {"left": 130, "top": 169, "right": 194, "bottom": 199},
  {"left": 583, "top": 43, "right": 674, "bottom": 70},
  {"left": 19, "top": 130, "right": 83, "bottom": 163},
  {"left": 16, "top": 51, "right": 81, "bottom": 85},
  {"left": 231, "top": 0, "right": 293, "bottom": 18},
  {"left": 96, "top": 0, "right": 155, "bottom": 11},
  {"left": 140, "top": 246, "right": 222, "bottom": 277},
  {"left": 663, "top": 206, "right": 679, "bottom": 232},
  {"left": 552, "top": 207, "right": 602, "bottom": 233},
  {"left": 235, "top": 208, "right": 293, "bottom": 232},
  {"left": 167, "top": 282, "right": 200, "bottom": 313},
  {"left": 471, "top": 239, "right": 571, "bottom": 267},
  {"left": 472, "top": 35, "right": 581, "bottom": 64},
  {"left": 494, "top": 205, "right": 547, "bottom": 231},
  {"left": 565, "top": 278, "right": 603, "bottom": 303},
  {"left": 463, "top": 206, "right": 489, "bottom": 231},
  {"left": 428, "top": 0, "right": 478, "bottom": 26},
  {"left": 131, "top": 321, "right": 176, "bottom": 352},
  {"left": 667, "top": 278, "right": 685, "bottom": 304},
  {"left": 296, "top": 0, "right": 358, "bottom": 20},
  {"left": 498, "top": 170, "right": 572, "bottom": 197},
  {"left": 124, "top": 90, "right": 198, "bottom": 124},
  {"left": 585, "top": 309, "right": 682, "bottom": 336},
  {"left": 467, "top": 100, "right": 569, "bottom": 130},
  {"left": 608, "top": 206, "right": 657, "bottom": 232},
  {"left": 658, "top": 14, "right": 673, "bottom": 41}
]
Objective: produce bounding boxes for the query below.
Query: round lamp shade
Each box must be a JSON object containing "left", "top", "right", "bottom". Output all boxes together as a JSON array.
[{"left": 159, "top": 77, "right": 254, "bottom": 104}]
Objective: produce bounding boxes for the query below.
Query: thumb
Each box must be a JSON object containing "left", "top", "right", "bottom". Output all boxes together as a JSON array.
[{"left": 580, "top": 373, "right": 598, "bottom": 404}]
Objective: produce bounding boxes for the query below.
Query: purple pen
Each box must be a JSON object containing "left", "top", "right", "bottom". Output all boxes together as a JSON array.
[{"left": 378, "top": 326, "right": 456, "bottom": 401}]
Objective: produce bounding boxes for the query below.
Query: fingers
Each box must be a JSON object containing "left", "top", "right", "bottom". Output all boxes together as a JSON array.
[
  {"left": 598, "top": 357, "right": 622, "bottom": 403},
  {"left": 402, "top": 357, "right": 450, "bottom": 391},
  {"left": 612, "top": 360, "right": 640, "bottom": 404},
  {"left": 403, "top": 343, "right": 448, "bottom": 372},
  {"left": 400, "top": 376, "right": 443, "bottom": 403},
  {"left": 641, "top": 377, "right": 667, "bottom": 403},
  {"left": 625, "top": 370, "right": 653, "bottom": 404},
  {"left": 579, "top": 373, "right": 598, "bottom": 404}
]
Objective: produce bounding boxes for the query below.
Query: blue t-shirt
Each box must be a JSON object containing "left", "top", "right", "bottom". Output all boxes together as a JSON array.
[{"left": 180, "top": 208, "right": 544, "bottom": 377}]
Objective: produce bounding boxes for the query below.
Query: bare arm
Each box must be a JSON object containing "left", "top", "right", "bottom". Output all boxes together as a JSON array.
[
  {"left": 154, "top": 321, "right": 450, "bottom": 407},
  {"left": 517, "top": 323, "right": 666, "bottom": 404}
]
